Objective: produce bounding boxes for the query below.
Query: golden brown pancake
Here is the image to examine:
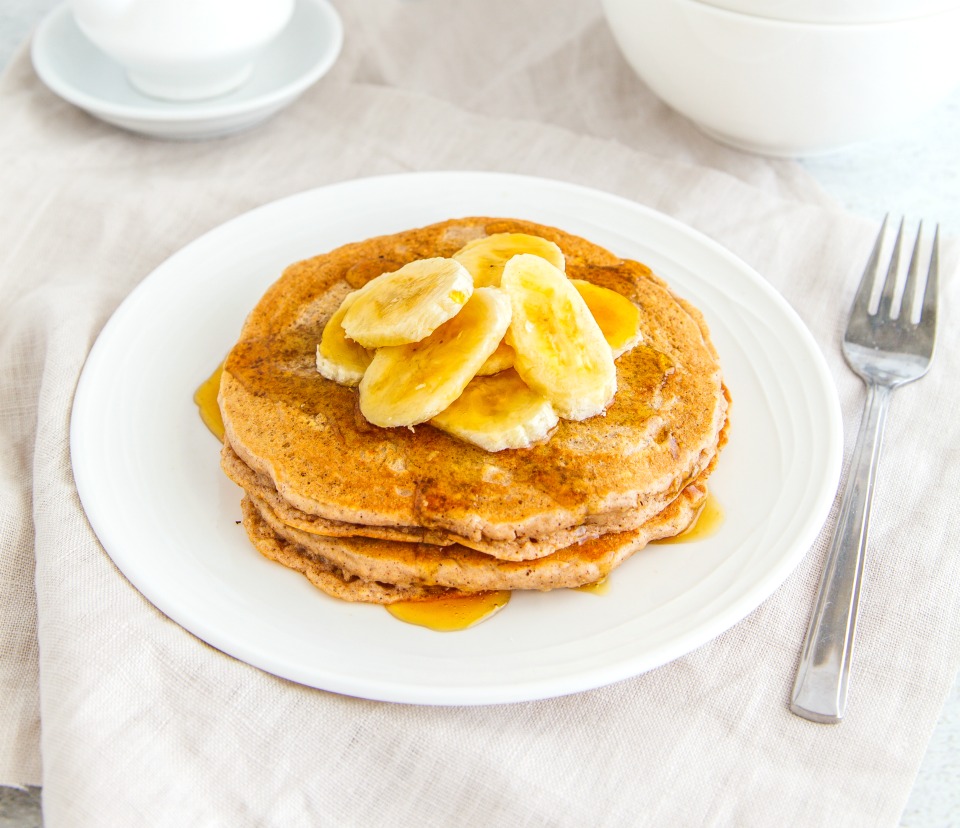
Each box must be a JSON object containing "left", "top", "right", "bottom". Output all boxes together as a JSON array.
[
  {"left": 239, "top": 472, "right": 709, "bottom": 602},
  {"left": 222, "top": 437, "right": 696, "bottom": 560},
  {"left": 221, "top": 440, "right": 458, "bottom": 547},
  {"left": 219, "top": 218, "right": 728, "bottom": 562}
]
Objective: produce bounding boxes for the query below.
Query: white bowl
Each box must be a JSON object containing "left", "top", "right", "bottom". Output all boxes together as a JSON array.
[
  {"left": 601, "top": 0, "right": 960, "bottom": 156},
  {"left": 690, "top": 0, "right": 960, "bottom": 24},
  {"left": 71, "top": 0, "right": 295, "bottom": 101}
]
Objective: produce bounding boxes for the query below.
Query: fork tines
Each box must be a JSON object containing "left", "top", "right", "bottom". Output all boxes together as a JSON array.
[{"left": 852, "top": 216, "right": 940, "bottom": 328}]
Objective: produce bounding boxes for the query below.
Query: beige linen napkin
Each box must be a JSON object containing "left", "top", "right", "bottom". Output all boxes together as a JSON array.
[{"left": 2, "top": 1, "right": 958, "bottom": 825}]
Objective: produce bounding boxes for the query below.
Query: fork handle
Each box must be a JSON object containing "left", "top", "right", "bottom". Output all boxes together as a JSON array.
[{"left": 790, "top": 382, "right": 892, "bottom": 723}]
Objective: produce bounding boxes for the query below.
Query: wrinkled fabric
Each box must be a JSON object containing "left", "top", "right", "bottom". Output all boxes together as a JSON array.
[{"left": 1, "top": 1, "right": 958, "bottom": 826}]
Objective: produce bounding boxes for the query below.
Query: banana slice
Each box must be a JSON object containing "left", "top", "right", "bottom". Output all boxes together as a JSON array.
[
  {"left": 316, "top": 290, "right": 373, "bottom": 385},
  {"left": 431, "top": 369, "right": 558, "bottom": 452},
  {"left": 359, "top": 287, "right": 512, "bottom": 427},
  {"left": 342, "top": 257, "right": 473, "bottom": 348},
  {"left": 476, "top": 338, "right": 515, "bottom": 376},
  {"left": 571, "top": 279, "right": 643, "bottom": 358},
  {"left": 502, "top": 254, "right": 616, "bottom": 421},
  {"left": 453, "top": 233, "right": 565, "bottom": 287}
]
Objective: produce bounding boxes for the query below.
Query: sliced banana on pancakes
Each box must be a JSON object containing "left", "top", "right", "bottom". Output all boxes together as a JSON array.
[
  {"left": 571, "top": 279, "right": 643, "bottom": 358},
  {"left": 476, "top": 338, "right": 516, "bottom": 376},
  {"left": 359, "top": 287, "right": 511, "bottom": 427},
  {"left": 430, "top": 369, "right": 558, "bottom": 452},
  {"left": 342, "top": 257, "right": 473, "bottom": 348},
  {"left": 318, "top": 234, "right": 642, "bottom": 448},
  {"left": 316, "top": 290, "right": 373, "bottom": 386},
  {"left": 452, "top": 232, "right": 565, "bottom": 287},
  {"left": 502, "top": 254, "right": 616, "bottom": 421}
]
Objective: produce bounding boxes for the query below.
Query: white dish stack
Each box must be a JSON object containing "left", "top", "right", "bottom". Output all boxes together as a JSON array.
[
  {"left": 601, "top": 0, "right": 960, "bottom": 155},
  {"left": 31, "top": 0, "right": 343, "bottom": 140}
]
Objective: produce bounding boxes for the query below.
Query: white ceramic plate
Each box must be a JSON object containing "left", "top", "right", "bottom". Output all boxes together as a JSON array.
[
  {"left": 30, "top": 0, "right": 342, "bottom": 140},
  {"left": 71, "top": 172, "right": 843, "bottom": 705}
]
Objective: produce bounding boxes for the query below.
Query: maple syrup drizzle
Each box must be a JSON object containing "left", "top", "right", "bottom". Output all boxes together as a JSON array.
[
  {"left": 386, "top": 590, "right": 511, "bottom": 631},
  {"left": 654, "top": 493, "right": 724, "bottom": 545},
  {"left": 576, "top": 577, "right": 610, "bottom": 595},
  {"left": 194, "top": 361, "right": 226, "bottom": 441}
]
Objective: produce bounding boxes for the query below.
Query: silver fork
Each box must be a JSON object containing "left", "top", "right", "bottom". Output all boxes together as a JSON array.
[{"left": 790, "top": 216, "right": 940, "bottom": 724}]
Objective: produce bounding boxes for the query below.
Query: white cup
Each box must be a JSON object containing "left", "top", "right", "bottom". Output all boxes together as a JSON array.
[{"left": 70, "top": 0, "right": 296, "bottom": 101}]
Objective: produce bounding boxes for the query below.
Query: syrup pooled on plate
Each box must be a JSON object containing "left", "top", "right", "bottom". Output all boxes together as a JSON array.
[
  {"left": 386, "top": 590, "right": 511, "bottom": 631},
  {"left": 576, "top": 577, "right": 610, "bottom": 595},
  {"left": 194, "top": 361, "right": 225, "bottom": 441},
  {"left": 654, "top": 493, "right": 724, "bottom": 545}
]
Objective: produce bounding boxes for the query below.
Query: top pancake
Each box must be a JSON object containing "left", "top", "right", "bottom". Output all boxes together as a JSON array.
[{"left": 219, "top": 217, "right": 727, "bottom": 548}]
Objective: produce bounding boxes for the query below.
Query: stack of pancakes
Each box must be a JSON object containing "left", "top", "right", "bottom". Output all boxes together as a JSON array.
[{"left": 218, "top": 218, "right": 729, "bottom": 603}]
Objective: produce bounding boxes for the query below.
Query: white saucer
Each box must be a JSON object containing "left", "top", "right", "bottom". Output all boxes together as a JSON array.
[{"left": 30, "top": 0, "right": 343, "bottom": 140}]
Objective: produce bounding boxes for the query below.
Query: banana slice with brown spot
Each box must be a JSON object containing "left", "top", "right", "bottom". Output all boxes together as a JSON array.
[
  {"left": 316, "top": 290, "right": 373, "bottom": 385},
  {"left": 342, "top": 257, "right": 473, "bottom": 348},
  {"left": 502, "top": 254, "right": 616, "bottom": 421},
  {"left": 453, "top": 233, "right": 565, "bottom": 287},
  {"left": 359, "top": 287, "right": 512, "bottom": 427},
  {"left": 571, "top": 279, "right": 643, "bottom": 358},
  {"left": 431, "top": 369, "right": 558, "bottom": 452}
]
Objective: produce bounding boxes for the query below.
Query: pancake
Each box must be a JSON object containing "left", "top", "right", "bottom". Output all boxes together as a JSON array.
[
  {"left": 239, "top": 471, "right": 710, "bottom": 602},
  {"left": 221, "top": 439, "right": 459, "bottom": 547},
  {"left": 221, "top": 437, "right": 702, "bottom": 560},
  {"left": 219, "top": 218, "right": 728, "bottom": 556}
]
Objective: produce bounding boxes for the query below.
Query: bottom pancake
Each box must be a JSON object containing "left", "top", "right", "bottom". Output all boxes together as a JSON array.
[{"left": 239, "top": 476, "right": 708, "bottom": 604}]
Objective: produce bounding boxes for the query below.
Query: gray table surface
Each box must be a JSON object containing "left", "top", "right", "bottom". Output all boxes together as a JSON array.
[{"left": 1, "top": 2, "right": 957, "bottom": 826}]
